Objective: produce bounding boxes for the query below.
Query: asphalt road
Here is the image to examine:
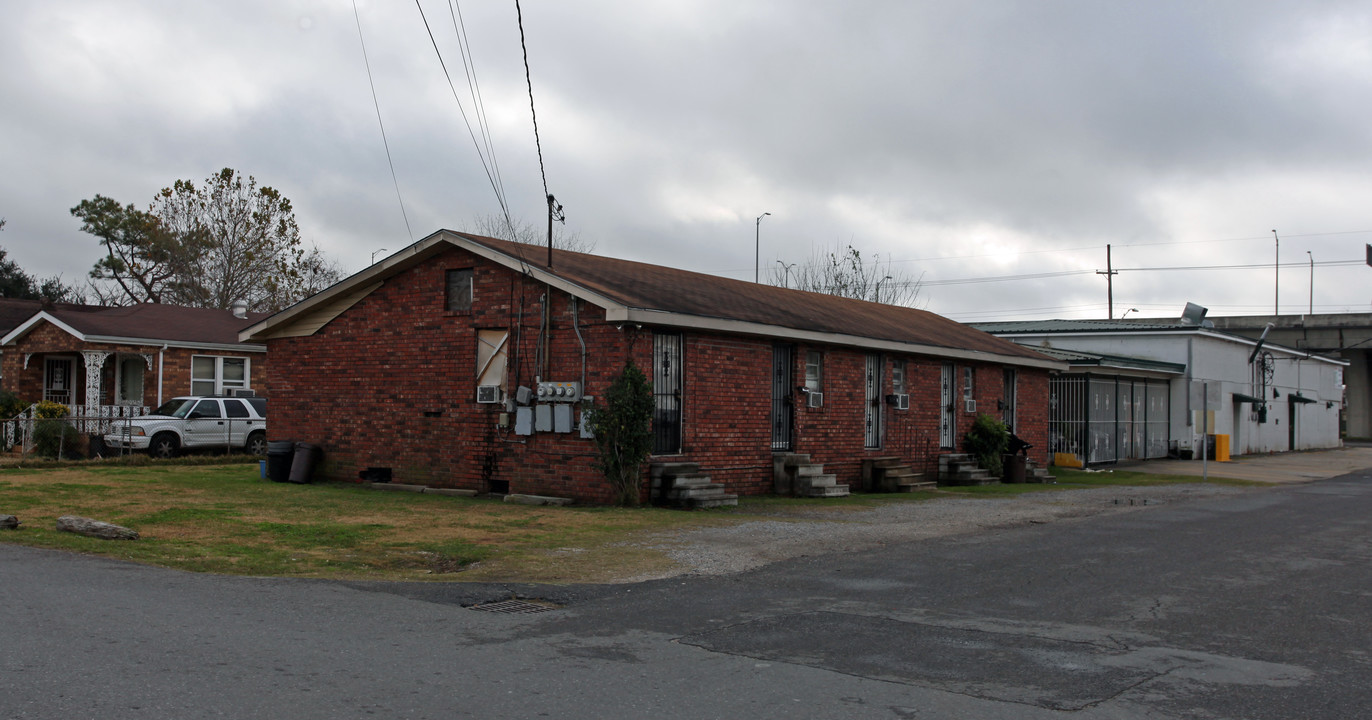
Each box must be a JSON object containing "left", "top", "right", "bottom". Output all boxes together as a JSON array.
[{"left": 4, "top": 468, "right": 1372, "bottom": 719}]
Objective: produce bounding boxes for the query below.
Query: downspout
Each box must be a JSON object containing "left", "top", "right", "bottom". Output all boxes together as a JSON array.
[
  {"left": 157, "top": 345, "right": 167, "bottom": 406},
  {"left": 572, "top": 296, "right": 586, "bottom": 389}
]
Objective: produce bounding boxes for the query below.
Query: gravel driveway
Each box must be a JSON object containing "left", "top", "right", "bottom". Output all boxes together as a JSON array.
[{"left": 622, "top": 483, "right": 1255, "bottom": 582}]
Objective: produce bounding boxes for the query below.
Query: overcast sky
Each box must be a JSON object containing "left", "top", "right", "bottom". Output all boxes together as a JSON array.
[{"left": 3, "top": 0, "right": 1370, "bottom": 320}]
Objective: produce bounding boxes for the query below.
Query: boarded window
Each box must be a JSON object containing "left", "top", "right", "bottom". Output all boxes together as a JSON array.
[
  {"left": 476, "top": 329, "right": 509, "bottom": 388},
  {"left": 446, "top": 269, "right": 474, "bottom": 312}
]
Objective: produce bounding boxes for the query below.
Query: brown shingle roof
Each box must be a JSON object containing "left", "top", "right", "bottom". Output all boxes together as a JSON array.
[
  {"left": 4, "top": 301, "right": 267, "bottom": 347},
  {"left": 457, "top": 233, "right": 1051, "bottom": 363}
]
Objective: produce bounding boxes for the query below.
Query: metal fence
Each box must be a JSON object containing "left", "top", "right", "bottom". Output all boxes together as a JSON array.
[
  {"left": 5, "top": 405, "right": 150, "bottom": 455},
  {"left": 1050, "top": 374, "right": 1170, "bottom": 464}
]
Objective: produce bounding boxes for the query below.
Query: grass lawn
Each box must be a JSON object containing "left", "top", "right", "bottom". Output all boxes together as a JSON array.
[{"left": 0, "top": 463, "right": 1261, "bottom": 582}]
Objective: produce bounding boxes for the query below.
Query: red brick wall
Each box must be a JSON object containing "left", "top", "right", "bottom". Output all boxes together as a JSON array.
[
  {"left": 265, "top": 245, "right": 1053, "bottom": 502},
  {"left": 1, "top": 320, "right": 268, "bottom": 411},
  {"left": 268, "top": 246, "right": 633, "bottom": 503}
]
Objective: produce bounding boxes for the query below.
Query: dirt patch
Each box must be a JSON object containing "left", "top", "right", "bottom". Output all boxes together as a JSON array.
[{"left": 613, "top": 483, "right": 1254, "bottom": 583}]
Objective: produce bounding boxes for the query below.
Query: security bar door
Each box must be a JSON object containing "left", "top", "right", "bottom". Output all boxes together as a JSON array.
[
  {"left": 864, "top": 354, "right": 882, "bottom": 449},
  {"left": 771, "top": 345, "right": 793, "bottom": 451},
  {"left": 939, "top": 363, "right": 955, "bottom": 448},
  {"left": 652, "top": 333, "right": 683, "bottom": 454}
]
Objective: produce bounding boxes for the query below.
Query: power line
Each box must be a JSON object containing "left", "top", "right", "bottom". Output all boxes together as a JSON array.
[
  {"left": 351, "top": 0, "right": 413, "bottom": 241},
  {"left": 413, "top": 0, "right": 512, "bottom": 224}
]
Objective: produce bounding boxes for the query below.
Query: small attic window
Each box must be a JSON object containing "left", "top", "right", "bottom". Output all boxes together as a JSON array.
[{"left": 446, "top": 269, "right": 473, "bottom": 312}]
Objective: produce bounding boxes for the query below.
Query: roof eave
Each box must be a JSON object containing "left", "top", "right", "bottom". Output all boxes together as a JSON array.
[
  {"left": 1, "top": 311, "right": 86, "bottom": 346},
  {"left": 610, "top": 307, "right": 1067, "bottom": 370}
]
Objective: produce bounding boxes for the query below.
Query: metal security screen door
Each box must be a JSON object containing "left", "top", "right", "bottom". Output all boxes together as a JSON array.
[
  {"left": 771, "top": 345, "right": 794, "bottom": 451},
  {"left": 864, "top": 354, "right": 882, "bottom": 449},
  {"left": 940, "top": 363, "right": 955, "bottom": 448},
  {"left": 652, "top": 333, "right": 683, "bottom": 454}
]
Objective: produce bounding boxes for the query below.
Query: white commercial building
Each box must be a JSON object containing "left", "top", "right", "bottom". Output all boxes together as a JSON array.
[{"left": 976, "top": 319, "right": 1346, "bottom": 462}]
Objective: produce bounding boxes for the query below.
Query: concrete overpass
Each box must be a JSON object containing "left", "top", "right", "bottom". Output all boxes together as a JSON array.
[{"left": 1204, "top": 313, "right": 1372, "bottom": 440}]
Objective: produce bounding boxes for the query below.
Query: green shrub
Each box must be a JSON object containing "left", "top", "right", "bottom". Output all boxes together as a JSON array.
[
  {"left": 34, "top": 401, "right": 70, "bottom": 419},
  {"left": 33, "top": 418, "right": 83, "bottom": 460},
  {"left": 588, "top": 361, "right": 654, "bottom": 507},
  {"left": 963, "top": 413, "right": 1009, "bottom": 477},
  {"left": 0, "top": 390, "right": 26, "bottom": 419}
]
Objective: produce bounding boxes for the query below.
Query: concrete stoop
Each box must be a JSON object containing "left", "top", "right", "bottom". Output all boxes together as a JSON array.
[
  {"left": 939, "top": 453, "right": 997, "bottom": 486},
  {"left": 773, "top": 453, "right": 851, "bottom": 498},
  {"left": 650, "top": 462, "right": 738, "bottom": 509},
  {"left": 1025, "top": 457, "right": 1057, "bottom": 484},
  {"left": 861, "top": 456, "right": 937, "bottom": 493}
]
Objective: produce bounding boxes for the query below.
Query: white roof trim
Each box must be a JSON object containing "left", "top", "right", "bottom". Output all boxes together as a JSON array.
[
  {"left": 241, "top": 230, "right": 1064, "bottom": 369},
  {"left": 1, "top": 311, "right": 86, "bottom": 345},
  {"left": 611, "top": 308, "right": 1066, "bottom": 370},
  {"left": 991, "top": 328, "right": 1348, "bottom": 366}
]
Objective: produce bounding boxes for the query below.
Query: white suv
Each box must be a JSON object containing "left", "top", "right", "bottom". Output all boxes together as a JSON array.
[{"left": 104, "top": 396, "right": 268, "bottom": 458}]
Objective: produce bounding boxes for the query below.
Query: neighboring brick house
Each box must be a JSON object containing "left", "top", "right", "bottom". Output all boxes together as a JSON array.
[
  {"left": 241, "top": 230, "right": 1064, "bottom": 504},
  {"left": 1, "top": 299, "right": 270, "bottom": 423}
]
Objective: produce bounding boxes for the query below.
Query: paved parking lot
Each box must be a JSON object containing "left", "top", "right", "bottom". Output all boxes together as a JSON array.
[{"left": 1116, "top": 444, "right": 1372, "bottom": 484}]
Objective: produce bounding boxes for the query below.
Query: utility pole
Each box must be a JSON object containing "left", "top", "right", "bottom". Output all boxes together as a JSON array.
[{"left": 1096, "top": 244, "right": 1117, "bottom": 319}]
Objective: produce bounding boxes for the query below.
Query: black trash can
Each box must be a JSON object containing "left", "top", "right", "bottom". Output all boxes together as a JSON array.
[
  {"left": 288, "top": 442, "right": 322, "bottom": 484},
  {"left": 266, "top": 440, "right": 294, "bottom": 482},
  {"left": 1002, "top": 454, "right": 1027, "bottom": 483}
]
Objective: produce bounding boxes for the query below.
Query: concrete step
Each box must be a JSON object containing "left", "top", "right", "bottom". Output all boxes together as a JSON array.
[
  {"left": 797, "top": 474, "right": 840, "bottom": 491},
  {"left": 666, "top": 474, "right": 715, "bottom": 489},
  {"left": 689, "top": 495, "right": 739, "bottom": 509},
  {"left": 780, "top": 453, "right": 812, "bottom": 466},
  {"left": 652, "top": 462, "right": 700, "bottom": 476},
  {"left": 897, "top": 481, "right": 939, "bottom": 492},
  {"left": 794, "top": 464, "right": 828, "bottom": 477},
  {"left": 806, "top": 485, "right": 850, "bottom": 498},
  {"left": 668, "top": 486, "right": 733, "bottom": 500}
]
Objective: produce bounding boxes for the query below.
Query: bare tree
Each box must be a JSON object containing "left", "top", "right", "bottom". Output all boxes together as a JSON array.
[
  {"left": 469, "top": 213, "right": 595, "bottom": 254},
  {"left": 74, "top": 169, "right": 344, "bottom": 312},
  {"left": 769, "top": 243, "right": 923, "bottom": 306}
]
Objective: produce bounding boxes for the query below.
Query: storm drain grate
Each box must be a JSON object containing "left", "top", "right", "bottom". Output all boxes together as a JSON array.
[{"left": 469, "top": 599, "right": 558, "bottom": 614}]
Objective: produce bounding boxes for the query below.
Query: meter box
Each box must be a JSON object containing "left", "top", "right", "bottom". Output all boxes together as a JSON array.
[{"left": 536, "top": 381, "right": 582, "bottom": 402}]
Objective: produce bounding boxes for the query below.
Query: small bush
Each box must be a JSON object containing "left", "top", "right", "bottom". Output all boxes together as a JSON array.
[
  {"left": 963, "top": 413, "right": 1009, "bottom": 477},
  {"left": 32, "top": 419, "right": 83, "bottom": 460},
  {"left": 588, "top": 361, "right": 654, "bottom": 507},
  {"left": 0, "top": 390, "right": 26, "bottom": 419},
  {"left": 34, "top": 401, "right": 70, "bottom": 419}
]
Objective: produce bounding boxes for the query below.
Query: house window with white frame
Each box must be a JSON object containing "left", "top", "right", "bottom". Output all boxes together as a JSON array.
[
  {"left": 963, "top": 366, "right": 975, "bottom": 411},
  {"left": 805, "top": 351, "right": 823, "bottom": 393},
  {"left": 892, "top": 360, "right": 906, "bottom": 395},
  {"left": 191, "top": 355, "right": 250, "bottom": 396}
]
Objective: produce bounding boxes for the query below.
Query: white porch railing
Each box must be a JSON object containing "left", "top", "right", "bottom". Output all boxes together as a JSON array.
[{"left": 4, "top": 405, "right": 151, "bottom": 455}]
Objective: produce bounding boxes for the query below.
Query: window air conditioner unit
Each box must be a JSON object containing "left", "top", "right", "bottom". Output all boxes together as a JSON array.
[
  {"left": 476, "top": 385, "right": 501, "bottom": 404},
  {"left": 887, "top": 393, "right": 909, "bottom": 411},
  {"left": 230, "top": 388, "right": 256, "bottom": 397},
  {"left": 964, "top": 398, "right": 977, "bottom": 413},
  {"left": 807, "top": 391, "right": 825, "bottom": 409}
]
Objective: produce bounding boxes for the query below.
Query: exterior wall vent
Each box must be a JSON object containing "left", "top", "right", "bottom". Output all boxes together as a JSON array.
[{"left": 476, "top": 385, "right": 501, "bottom": 404}]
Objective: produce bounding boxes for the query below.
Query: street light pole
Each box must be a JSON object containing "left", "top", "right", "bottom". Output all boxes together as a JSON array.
[
  {"left": 776, "top": 260, "right": 795, "bottom": 289},
  {"left": 1307, "top": 250, "right": 1314, "bottom": 315},
  {"left": 1272, "top": 229, "right": 1280, "bottom": 315},
  {"left": 875, "top": 275, "right": 892, "bottom": 304},
  {"left": 755, "top": 212, "right": 771, "bottom": 283},
  {"left": 371, "top": 248, "right": 388, "bottom": 265}
]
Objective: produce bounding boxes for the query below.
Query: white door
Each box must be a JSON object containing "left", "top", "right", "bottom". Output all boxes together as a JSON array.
[{"left": 183, "top": 399, "right": 229, "bottom": 448}]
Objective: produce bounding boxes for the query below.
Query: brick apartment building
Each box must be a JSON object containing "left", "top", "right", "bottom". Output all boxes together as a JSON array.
[{"left": 242, "top": 230, "right": 1064, "bottom": 504}]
